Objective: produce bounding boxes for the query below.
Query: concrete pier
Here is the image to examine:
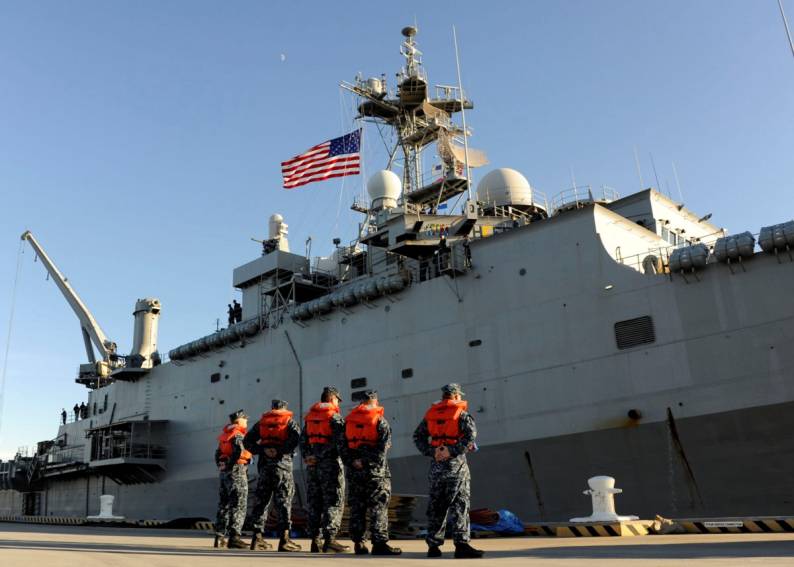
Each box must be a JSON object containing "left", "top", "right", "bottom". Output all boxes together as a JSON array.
[{"left": 1, "top": 524, "right": 793, "bottom": 566}]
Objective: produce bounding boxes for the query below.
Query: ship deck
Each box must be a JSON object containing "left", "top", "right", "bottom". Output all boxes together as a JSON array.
[{"left": 0, "top": 524, "right": 793, "bottom": 566}]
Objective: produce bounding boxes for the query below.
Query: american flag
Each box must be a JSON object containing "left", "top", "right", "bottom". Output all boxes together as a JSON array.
[{"left": 281, "top": 130, "right": 361, "bottom": 189}]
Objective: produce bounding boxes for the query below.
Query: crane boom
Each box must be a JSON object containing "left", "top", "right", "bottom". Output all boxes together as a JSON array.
[{"left": 20, "top": 230, "right": 117, "bottom": 362}]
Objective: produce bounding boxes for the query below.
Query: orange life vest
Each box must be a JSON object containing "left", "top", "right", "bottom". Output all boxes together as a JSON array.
[
  {"left": 345, "top": 403, "right": 384, "bottom": 449},
  {"left": 425, "top": 399, "right": 468, "bottom": 447},
  {"left": 304, "top": 402, "right": 339, "bottom": 445},
  {"left": 217, "top": 423, "right": 253, "bottom": 464},
  {"left": 258, "top": 409, "right": 293, "bottom": 446}
]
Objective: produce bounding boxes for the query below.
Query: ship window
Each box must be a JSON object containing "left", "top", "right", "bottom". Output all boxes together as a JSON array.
[
  {"left": 469, "top": 339, "right": 482, "bottom": 347},
  {"left": 103, "top": 395, "right": 108, "bottom": 412},
  {"left": 210, "top": 373, "right": 221, "bottom": 383},
  {"left": 351, "top": 377, "right": 367, "bottom": 389},
  {"left": 614, "top": 316, "right": 656, "bottom": 350},
  {"left": 351, "top": 390, "right": 369, "bottom": 403},
  {"left": 401, "top": 368, "right": 413, "bottom": 379}
]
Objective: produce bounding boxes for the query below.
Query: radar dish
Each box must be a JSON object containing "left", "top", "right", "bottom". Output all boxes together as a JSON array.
[{"left": 402, "top": 26, "right": 417, "bottom": 38}]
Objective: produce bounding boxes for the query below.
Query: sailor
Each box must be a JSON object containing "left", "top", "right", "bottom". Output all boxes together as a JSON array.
[
  {"left": 462, "top": 236, "right": 472, "bottom": 268},
  {"left": 342, "top": 390, "right": 401, "bottom": 556},
  {"left": 232, "top": 300, "right": 243, "bottom": 323},
  {"left": 214, "top": 409, "right": 253, "bottom": 549},
  {"left": 413, "top": 383, "right": 484, "bottom": 559},
  {"left": 61, "top": 408, "right": 67, "bottom": 425},
  {"left": 243, "top": 399, "right": 302, "bottom": 552},
  {"left": 73, "top": 403, "right": 80, "bottom": 421},
  {"left": 227, "top": 304, "right": 234, "bottom": 326},
  {"left": 79, "top": 402, "right": 87, "bottom": 419},
  {"left": 300, "top": 386, "right": 349, "bottom": 553}
]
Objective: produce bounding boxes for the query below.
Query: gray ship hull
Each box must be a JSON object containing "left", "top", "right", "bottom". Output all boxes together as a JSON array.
[
  {"left": 3, "top": 198, "right": 794, "bottom": 524},
  {"left": 7, "top": 400, "right": 792, "bottom": 522}
]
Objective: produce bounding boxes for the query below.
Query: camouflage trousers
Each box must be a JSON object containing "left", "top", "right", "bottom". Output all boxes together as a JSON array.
[
  {"left": 215, "top": 464, "right": 249, "bottom": 536},
  {"left": 305, "top": 457, "right": 345, "bottom": 539},
  {"left": 251, "top": 465, "right": 294, "bottom": 532},
  {"left": 426, "top": 459, "right": 471, "bottom": 546},
  {"left": 347, "top": 470, "right": 391, "bottom": 544}
]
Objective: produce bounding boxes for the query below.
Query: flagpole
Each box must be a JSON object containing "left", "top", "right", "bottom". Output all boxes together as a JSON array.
[{"left": 453, "top": 25, "right": 472, "bottom": 201}]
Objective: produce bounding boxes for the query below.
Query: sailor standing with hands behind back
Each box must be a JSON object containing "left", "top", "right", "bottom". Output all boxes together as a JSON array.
[
  {"left": 343, "top": 390, "right": 401, "bottom": 556},
  {"left": 244, "top": 399, "right": 302, "bottom": 552},
  {"left": 301, "top": 386, "right": 349, "bottom": 553},
  {"left": 414, "top": 383, "right": 484, "bottom": 559},
  {"left": 214, "top": 409, "right": 252, "bottom": 549}
]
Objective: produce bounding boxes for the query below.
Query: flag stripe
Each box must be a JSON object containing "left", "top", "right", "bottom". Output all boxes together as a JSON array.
[
  {"left": 280, "top": 143, "right": 330, "bottom": 167},
  {"left": 284, "top": 164, "right": 361, "bottom": 187},
  {"left": 282, "top": 153, "right": 355, "bottom": 175},
  {"left": 283, "top": 155, "right": 360, "bottom": 179},
  {"left": 281, "top": 130, "right": 361, "bottom": 189},
  {"left": 284, "top": 169, "right": 361, "bottom": 189}
]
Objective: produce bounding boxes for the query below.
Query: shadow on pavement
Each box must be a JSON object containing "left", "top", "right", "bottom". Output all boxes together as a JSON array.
[{"left": 515, "top": 540, "right": 794, "bottom": 560}]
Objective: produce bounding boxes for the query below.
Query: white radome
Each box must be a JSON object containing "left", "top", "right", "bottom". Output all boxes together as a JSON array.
[
  {"left": 477, "top": 168, "right": 534, "bottom": 207},
  {"left": 367, "top": 170, "right": 402, "bottom": 209}
]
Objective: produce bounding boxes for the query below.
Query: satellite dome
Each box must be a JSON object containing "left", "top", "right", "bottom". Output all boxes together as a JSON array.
[
  {"left": 367, "top": 170, "right": 402, "bottom": 210},
  {"left": 477, "top": 168, "right": 534, "bottom": 208}
]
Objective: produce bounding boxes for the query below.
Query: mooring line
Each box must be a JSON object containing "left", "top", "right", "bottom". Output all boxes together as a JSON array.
[{"left": 0, "top": 239, "right": 25, "bottom": 439}]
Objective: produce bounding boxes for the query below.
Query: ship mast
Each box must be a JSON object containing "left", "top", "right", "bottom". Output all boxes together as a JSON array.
[{"left": 341, "top": 26, "right": 479, "bottom": 213}]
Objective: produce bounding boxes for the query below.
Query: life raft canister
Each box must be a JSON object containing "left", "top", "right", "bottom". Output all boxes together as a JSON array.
[
  {"left": 305, "top": 402, "right": 339, "bottom": 445},
  {"left": 425, "top": 399, "right": 468, "bottom": 447},
  {"left": 258, "top": 408, "right": 293, "bottom": 446},
  {"left": 217, "top": 423, "right": 253, "bottom": 464},
  {"left": 345, "top": 403, "right": 384, "bottom": 449}
]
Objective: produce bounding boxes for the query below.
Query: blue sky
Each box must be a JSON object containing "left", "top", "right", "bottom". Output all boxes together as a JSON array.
[{"left": 1, "top": 1, "right": 792, "bottom": 458}]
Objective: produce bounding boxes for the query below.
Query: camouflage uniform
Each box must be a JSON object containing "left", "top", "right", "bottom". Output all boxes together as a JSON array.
[
  {"left": 243, "top": 415, "right": 301, "bottom": 532},
  {"left": 413, "top": 409, "right": 477, "bottom": 547},
  {"left": 300, "top": 411, "right": 346, "bottom": 540},
  {"left": 343, "top": 415, "right": 392, "bottom": 544},
  {"left": 214, "top": 434, "right": 249, "bottom": 536}
]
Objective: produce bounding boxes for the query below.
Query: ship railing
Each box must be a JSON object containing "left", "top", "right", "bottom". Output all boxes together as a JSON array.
[
  {"left": 617, "top": 229, "right": 753, "bottom": 273},
  {"left": 551, "top": 185, "right": 620, "bottom": 214},
  {"left": 47, "top": 445, "right": 85, "bottom": 465}
]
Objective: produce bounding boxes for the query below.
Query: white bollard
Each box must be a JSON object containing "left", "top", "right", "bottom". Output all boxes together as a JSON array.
[
  {"left": 569, "top": 476, "right": 638, "bottom": 523},
  {"left": 87, "top": 494, "right": 125, "bottom": 521}
]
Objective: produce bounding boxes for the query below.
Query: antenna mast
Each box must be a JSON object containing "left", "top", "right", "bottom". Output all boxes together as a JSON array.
[
  {"left": 779, "top": 0, "right": 794, "bottom": 60},
  {"left": 453, "top": 25, "right": 472, "bottom": 200}
]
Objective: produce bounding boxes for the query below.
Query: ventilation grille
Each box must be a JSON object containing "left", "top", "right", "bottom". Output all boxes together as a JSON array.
[
  {"left": 351, "top": 391, "right": 369, "bottom": 402},
  {"left": 614, "top": 316, "right": 656, "bottom": 350}
]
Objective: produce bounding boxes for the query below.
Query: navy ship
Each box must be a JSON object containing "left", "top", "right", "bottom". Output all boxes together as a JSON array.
[{"left": 2, "top": 26, "right": 793, "bottom": 523}]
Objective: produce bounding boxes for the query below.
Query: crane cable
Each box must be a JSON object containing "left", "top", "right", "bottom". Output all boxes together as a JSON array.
[{"left": 0, "top": 239, "right": 25, "bottom": 441}]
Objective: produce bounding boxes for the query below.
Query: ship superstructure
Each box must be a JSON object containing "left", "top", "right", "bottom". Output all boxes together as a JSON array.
[{"left": 2, "top": 27, "right": 793, "bottom": 523}]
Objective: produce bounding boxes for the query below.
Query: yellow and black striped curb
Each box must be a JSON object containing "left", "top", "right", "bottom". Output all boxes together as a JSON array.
[
  {"left": 674, "top": 517, "right": 794, "bottom": 534},
  {"left": 0, "top": 515, "right": 86, "bottom": 525},
  {"left": 556, "top": 520, "right": 652, "bottom": 537}
]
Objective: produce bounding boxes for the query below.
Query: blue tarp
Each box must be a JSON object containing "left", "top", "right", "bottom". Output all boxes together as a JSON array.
[{"left": 470, "top": 509, "right": 524, "bottom": 535}]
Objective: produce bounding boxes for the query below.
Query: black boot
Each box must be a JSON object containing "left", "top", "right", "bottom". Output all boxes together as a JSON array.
[
  {"left": 278, "top": 530, "right": 302, "bottom": 552},
  {"left": 323, "top": 538, "right": 350, "bottom": 553},
  {"left": 250, "top": 532, "right": 272, "bottom": 551},
  {"left": 227, "top": 533, "right": 248, "bottom": 549},
  {"left": 371, "top": 542, "right": 402, "bottom": 556},
  {"left": 310, "top": 537, "right": 322, "bottom": 553},
  {"left": 213, "top": 534, "right": 227, "bottom": 548},
  {"left": 454, "top": 542, "right": 484, "bottom": 559},
  {"left": 427, "top": 545, "right": 442, "bottom": 558},
  {"left": 354, "top": 542, "right": 369, "bottom": 555}
]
